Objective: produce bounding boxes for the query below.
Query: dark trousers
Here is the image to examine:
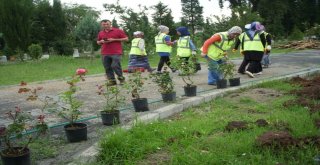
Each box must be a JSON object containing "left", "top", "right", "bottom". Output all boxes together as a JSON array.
[
  {"left": 238, "top": 51, "right": 264, "bottom": 74},
  {"left": 102, "top": 55, "right": 123, "bottom": 80},
  {"left": 157, "top": 56, "right": 172, "bottom": 71}
]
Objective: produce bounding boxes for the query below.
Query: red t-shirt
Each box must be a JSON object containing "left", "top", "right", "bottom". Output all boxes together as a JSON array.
[{"left": 97, "top": 28, "right": 127, "bottom": 55}]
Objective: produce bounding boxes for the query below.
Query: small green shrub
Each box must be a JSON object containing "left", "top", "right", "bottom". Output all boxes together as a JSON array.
[
  {"left": 28, "top": 44, "right": 43, "bottom": 60},
  {"left": 288, "top": 26, "right": 304, "bottom": 41},
  {"left": 53, "top": 40, "right": 73, "bottom": 56}
]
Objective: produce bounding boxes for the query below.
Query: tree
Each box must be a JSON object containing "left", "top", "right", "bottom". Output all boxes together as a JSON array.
[
  {"left": 51, "top": 0, "right": 66, "bottom": 40},
  {"left": 181, "top": 0, "right": 204, "bottom": 39},
  {"left": 74, "top": 13, "right": 100, "bottom": 56},
  {"left": 0, "top": 0, "right": 34, "bottom": 53},
  {"left": 63, "top": 4, "right": 100, "bottom": 35},
  {"left": 151, "top": 2, "right": 175, "bottom": 36},
  {"left": 257, "top": 0, "right": 288, "bottom": 37}
]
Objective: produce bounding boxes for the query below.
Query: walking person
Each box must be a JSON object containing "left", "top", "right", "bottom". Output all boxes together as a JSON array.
[
  {"left": 176, "top": 26, "right": 197, "bottom": 63},
  {"left": 260, "top": 25, "right": 272, "bottom": 68},
  {"left": 97, "top": 19, "right": 128, "bottom": 86},
  {"left": 201, "top": 26, "right": 242, "bottom": 85},
  {"left": 155, "top": 25, "right": 175, "bottom": 73},
  {"left": 128, "top": 31, "right": 153, "bottom": 73},
  {"left": 234, "top": 22, "right": 266, "bottom": 78}
]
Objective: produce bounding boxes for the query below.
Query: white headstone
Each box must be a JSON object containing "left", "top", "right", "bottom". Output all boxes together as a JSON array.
[
  {"left": 0, "top": 55, "right": 7, "bottom": 63},
  {"left": 41, "top": 54, "right": 50, "bottom": 59},
  {"left": 73, "top": 48, "right": 80, "bottom": 58}
]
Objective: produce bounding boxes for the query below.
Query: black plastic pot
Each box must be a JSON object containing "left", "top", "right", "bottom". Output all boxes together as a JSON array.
[
  {"left": 161, "top": 92, "right": 176, "bottom": 102},
  {"left": 101, "top": 110, "right": 120, "bottom": 126},
  {"left": 132, "top": 98, "right": 149, "bottom": 112},
  {"left": 184, "top": 85, "right": 197, "bottom": 96},
  {"left": 1, "top": 147, "right": 31, "bottom": 165},
  {"left": 217, "top": 79, "right": 227, "bottom": 89},
  {"left": 194, "top": 63, "right": 201, "bottom": 71},
  {"left": 64, "top": 123, "right": 87, "bottom": 142},
  {"left": 229, "top": 77, "right": 240, "bottom": 86}
]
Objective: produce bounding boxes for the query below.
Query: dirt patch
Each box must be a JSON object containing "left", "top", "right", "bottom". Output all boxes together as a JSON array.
[
  {"left": 256, "top": 131, "right": 296, "bottom": 148},
  {"left": 257, "top": 131, "right": 320, "bottom": 148},
  {"left": 314, "top": 119, "right": 320, "bottom": 129},
  {"left": 255, "top": 119, "right": 268, "bottom": 127},
  {"left": 283, "top": 98, "right": 312, "bottom": 108},
  {"left": 290, "top": 75, "right": 320, "bottom": 100},
  {"left": 225, "top": 88, "right": 283, "bottom": 104},
  {"left": 137, "top": 150, "right": 171, "bottom": 165},
  {"left": 225, "top": 121, "right": 249, "bottom": 131}
]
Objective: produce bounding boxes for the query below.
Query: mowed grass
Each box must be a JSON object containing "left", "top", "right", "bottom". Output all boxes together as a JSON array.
[
  {"left": 0, "top": 54, "right": 160, "bottom": 86},
  {"left": 94, "top": 80, "right": 320, "bottom": 165}
]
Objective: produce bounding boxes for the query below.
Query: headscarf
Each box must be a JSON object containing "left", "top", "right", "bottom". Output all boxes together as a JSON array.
[
  {"left": 227, "top": 26, "right": 242, "bottom": 35},
  {"left": 133, "top": 31, "right": 144, "bottom": 37},
  {"left": 247, "top": 21, "right": 261, "bottom": 39},
  {"left": 158, "top": 25, "right": 169, "bottom": 34},
  {"left": 176, "top": 26, "right": 190, "bottom": 37}
]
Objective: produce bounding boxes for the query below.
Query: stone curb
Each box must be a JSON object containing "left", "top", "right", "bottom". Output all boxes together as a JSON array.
[{"left": 68, "top": 67, "right": 320, "bottom": 165}]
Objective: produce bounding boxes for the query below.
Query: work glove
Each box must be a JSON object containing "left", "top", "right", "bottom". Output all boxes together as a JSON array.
[
  {"left": 192, "top": 51, "right": 197, "bottom": 56},
  {"left": 266, "top": 45, "right": 271, "bottom": 51}
]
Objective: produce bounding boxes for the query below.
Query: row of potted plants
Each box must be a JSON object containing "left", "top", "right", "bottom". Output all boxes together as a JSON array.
[{"left": 0, "top": 57, "right": 240, "bottom": 165}]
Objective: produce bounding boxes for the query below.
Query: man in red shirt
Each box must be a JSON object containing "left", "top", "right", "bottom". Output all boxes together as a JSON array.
[{"left": 97, "top": 20, "right": 128, "bottom": 86}]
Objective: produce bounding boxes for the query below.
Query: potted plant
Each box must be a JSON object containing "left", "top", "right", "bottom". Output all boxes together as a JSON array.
[
  {"left": 57, "top": 69, "right": 87, "bottom": 142},
  {"left": 172, "top": 57, "right": 197, "bottom": 96},
  {"left": 217, "top": 61, "right": 239, "bottom": 88},
  {"left": 150, "top": 67, "right": 176, "bottom": 102},
  {"left": 0, "top": 83, "right": 48, "bottom": 165},
  {"left": 191, "top": 55, "right": 201, "bottom": 73},
  {"left": 127, "top": 69, "right": 149, "bottom": 112},
  {"left": 97, "top": 84, "right": 125, "bottom": 125}
]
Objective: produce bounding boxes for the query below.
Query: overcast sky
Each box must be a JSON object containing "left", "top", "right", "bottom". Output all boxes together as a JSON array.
[{"left": 59, "top": 0, "right": 231, "bottom": 22}]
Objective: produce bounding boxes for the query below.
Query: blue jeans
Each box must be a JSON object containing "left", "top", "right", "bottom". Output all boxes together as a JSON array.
[
  {"left": 261, "top": 53, "right": 270, "bottom": 66},
  {"left": 207, "top": 59, "right": 223, "bottom": 85}
]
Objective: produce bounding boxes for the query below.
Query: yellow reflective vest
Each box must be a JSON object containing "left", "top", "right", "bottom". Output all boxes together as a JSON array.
[
  {"left": 239, "top": 32, "right": 264, "bottom": 51},
  {"left": 177, "top": 36, "right": 191, "bottom": 57},
  {"left": 207, "top": 32, "right": 234, "bottom": 61},
  {"left": 155, "top": 33, "right": 172, "bottom": 53},
  {"left": 129, "top": 38, "right": 146, "bottom": 55}
]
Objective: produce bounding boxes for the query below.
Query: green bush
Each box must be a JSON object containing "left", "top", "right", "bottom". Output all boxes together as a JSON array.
[
  {"left": 288, "top": 26, "right": 304, "bottom": 41},
  {"left": 53, "top": 40, "right": 73, "bottom": 56},
  {"left": 28, "top": 44, "right": 43, "bottom": 60}
]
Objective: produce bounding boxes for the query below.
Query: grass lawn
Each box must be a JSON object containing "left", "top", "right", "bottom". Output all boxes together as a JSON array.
[{"left": 94, "top": 80, "right": 320, "bottom": 165}]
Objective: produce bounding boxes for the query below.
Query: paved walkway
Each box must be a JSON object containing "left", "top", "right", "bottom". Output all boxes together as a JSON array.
[{"left": 1, "top": 50, "right": 320, "bottom": 127}]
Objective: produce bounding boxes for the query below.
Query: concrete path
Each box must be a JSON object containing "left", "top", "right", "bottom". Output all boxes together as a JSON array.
[{"left": 0, "top": 50, "right": 320, "bottom": 164}]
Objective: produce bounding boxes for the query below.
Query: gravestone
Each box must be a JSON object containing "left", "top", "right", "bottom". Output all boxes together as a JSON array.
[{"left": 73, "top": 48, "right": 80, "bottom": 58}]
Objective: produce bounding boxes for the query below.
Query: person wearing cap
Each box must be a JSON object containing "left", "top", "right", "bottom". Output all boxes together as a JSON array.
[
  {"left": 259, "top": 25, "right": 272, "bottom": 68},
  {"left": 176, "top": 26, "right": 197, "bottom": 63},
  {"left": 234, "top": 21, "right": 266, "bottom": 78},
  {"left": 155, "top": 25, "right": 176, "bottom": 73},
  {"left": 97, "top": 19, "right": 128, "bottom": 86},
  {"left": 201, "top": 26, "right": 242, "bottom": 85},
  {"left": 128, "top": 31, "right": 153, "bottom": 73}
]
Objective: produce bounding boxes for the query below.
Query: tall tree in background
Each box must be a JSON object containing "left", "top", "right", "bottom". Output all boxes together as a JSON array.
[
  {"left": 257, "top": 0, "right": 288, "bottom": 37},
  {"left": 64, "top": 4, "right": 100, "bottom": 36},
  {"left": 51, "top": 0, "right": 66, "bottom": 41},
  {"left": 0, "top": 0, "right": 34, "bottom": 52},
  {"left": 181, "top": 0, "right": 204, "bottom": 38},
  {"left": 151, "top": 2, "right": 175, "bottom": 36},
  {"left": 31, "top": 0, "right": 52, "bottom": 51},
  {"left": 74, "top": 13, "right": 100, "bottom": 57}
]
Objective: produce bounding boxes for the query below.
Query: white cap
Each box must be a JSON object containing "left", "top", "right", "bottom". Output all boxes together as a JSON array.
[
  {"left": 133, "top": 31, "right": 143, "bottom": 36},
  {"left": 245, "top": 24, "right": 251, "bottom": 30}
]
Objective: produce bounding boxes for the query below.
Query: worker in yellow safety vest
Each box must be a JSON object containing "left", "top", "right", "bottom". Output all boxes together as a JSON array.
[
  {"left": 201, "top": 26, "right": 242, "bottom": 85},
  {"left": 155, "top": 25, "right": 175, "bottom": 73},
  {"left": 128, "top": 31, "right": 153, "bottom": 72},
  {"left": 233, "top": 22, "right": 266, "bottom": 78}
]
